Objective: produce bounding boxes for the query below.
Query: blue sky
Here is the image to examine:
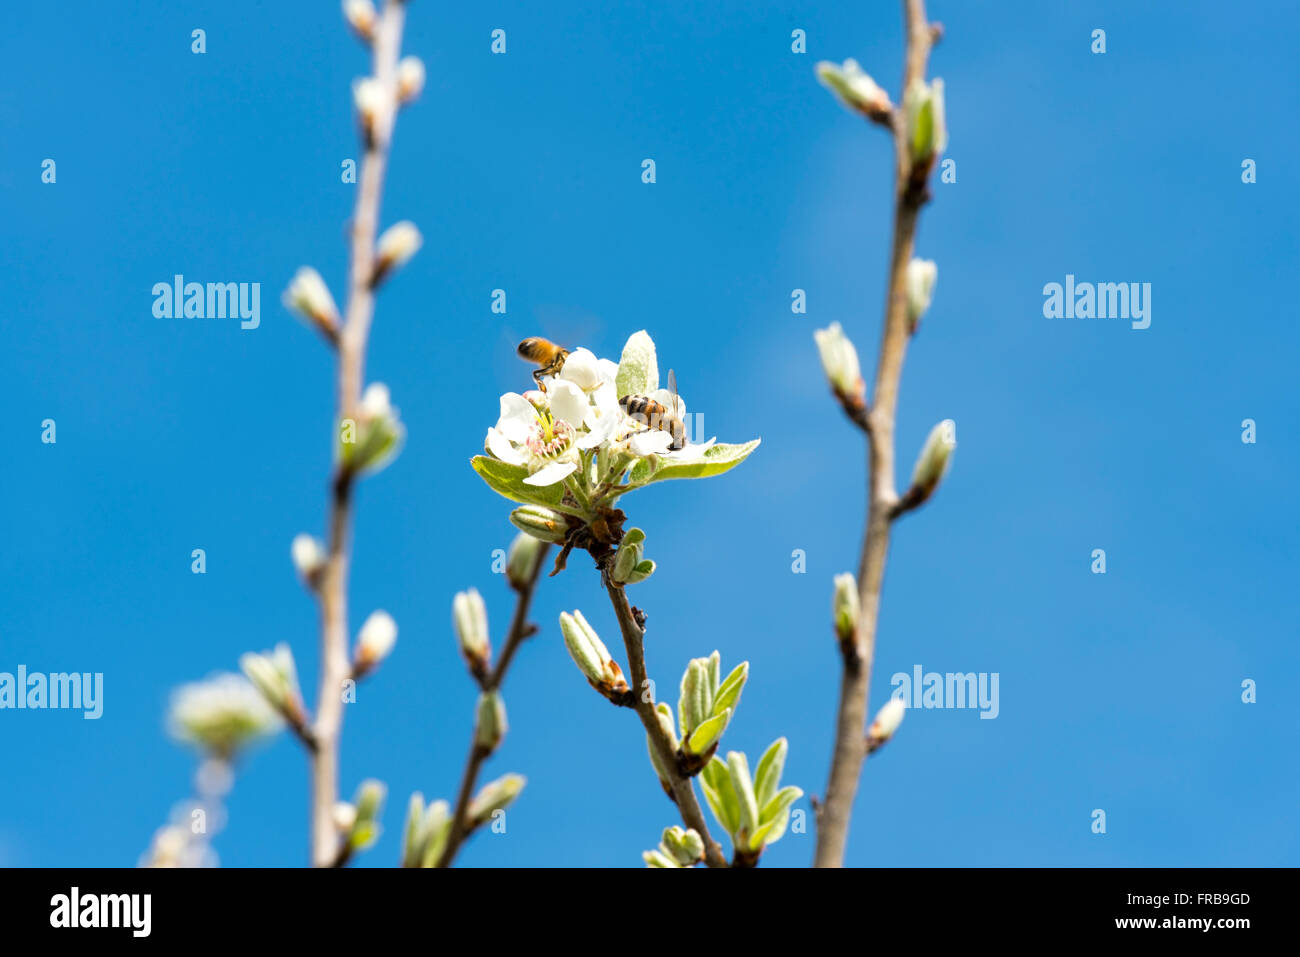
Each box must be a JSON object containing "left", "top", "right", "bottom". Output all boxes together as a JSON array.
[{"left": 2, "top": 0, "right": 1297, "bottom": 867}]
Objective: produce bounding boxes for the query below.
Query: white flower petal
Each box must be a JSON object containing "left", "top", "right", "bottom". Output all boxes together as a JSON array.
[
  {"left": 524, "top": 460, "right": 578, "bottom": 486},
  {"left": 559, "top": 348, "right": 602, "bottom": 391},
  {"left": 549, "top": 379, "right": 589, "bottom": 428},
  {"left": 629, "top": 430, "right": 673, "bottom": 457},
  {"left": 497, "top": 393, "right": 537, "bottom": 442},
  {"left": 596, "top": 358, "right": 620, "bottom": 385},
  {"left": 486, "top": 427, "right": 527, "bottom": 465}
]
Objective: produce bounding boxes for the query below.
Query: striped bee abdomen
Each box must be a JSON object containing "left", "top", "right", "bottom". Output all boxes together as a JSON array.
[{"left": 620, "top": 394, "right": 686, "bottom": 451}]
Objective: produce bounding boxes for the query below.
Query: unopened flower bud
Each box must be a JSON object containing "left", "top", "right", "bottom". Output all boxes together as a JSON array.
[
  {"left": 333, "top": 801, "right": 357, "bottom": 834},
  {"left": 816, "top": 58, "right": 893, "bottom": 122},
  {"left": 340, "top": 383, "right": 405, "bottom": 475},
  {"left": 832, "top": 573, "right": 859, "bottom": 644},
  {"left": 504, "top": 531, "right": 545, "bottom": 589},
  {"left": 282, "top": 267, "right": 340, "bottom": 340},
  {"left": 906, "top": 258, "right": 938, "bottom": 331},
  {"left": 291, "top": 534, "right": 327, "bottom": 585},
  {"left": 475, "top": 691, "right": 507, "bottom": 753},
  {"left": 909, "top": 419, "right": 956, "bottom": 499},
  {"left": 468, "top": 773, "right": 525, "bottom": 828},
  {"left": 813, "top": 322, "right": 864, "bottom": 407},
  {"left": 373, "top": 221, "right": 422, "bottom": 285},
  {"left": 903, "top": 77, "right": 946, "bottom": 168},
  {"left": 508, "top": 505, "right": 569, "bottom": 545},
  {"left": 452, "top": 588, "right": 491, "bottom": 672},
  {"left": 611, "top": 527, "right": 654, "bottom": 584},
  {"left": 660, "top": 826, "right": 705, "bottom": 866},
  {"left": 867, "top": 696, "right": 906, "bottom": 753},
  {"left": 342, "top": 0, "right": 377, "bottom": 42},
  {"left": 559, "top": 610, "right": 629, "bottom": 699},
  {"left": 646, "top": 702, "right": 678, "bottom": 793},
  {"left": 397, "top": 56, "right": 425, "bottom": 104},
  {"left": 352, "top": 76, "right": 386, "bottom": 143},
  {"left": 354, "top": 610, "right": 397, "bottom": 671},
  {"left": 239, "top": 643, "right": 302, "bottom": 717}
]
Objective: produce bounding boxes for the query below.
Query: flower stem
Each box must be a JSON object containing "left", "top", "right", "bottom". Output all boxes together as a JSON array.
[
  {"left": 602, "top": 578, "right": 729, "bottom": 868},
  {"left": 436, "top": 542, "right": 551, "bottom": 867},
  {"left": 814, "top": 0, "right": 938, "bottom": 869}
]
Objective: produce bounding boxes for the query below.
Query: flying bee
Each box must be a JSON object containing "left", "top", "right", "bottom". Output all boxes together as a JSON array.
[
  {"left": 620, "top": 369, "right": 686, "bottom": 451},
  {"left": 517, "top": 337, "right": 569, "bottom": 390}
]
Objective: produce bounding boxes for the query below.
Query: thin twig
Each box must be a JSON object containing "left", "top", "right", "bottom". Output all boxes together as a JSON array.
[
  {"left": 603, "top": 578, "right": 729, "bottom": 869},
  {"left": 308, "top": 0, "right": 408, "bottom": 869},
  {"left": 814, "top": 0, "right": 937, "bottom": 869},
  {"left": 437, "top": 542, "right": 552, "bottom": 867}
]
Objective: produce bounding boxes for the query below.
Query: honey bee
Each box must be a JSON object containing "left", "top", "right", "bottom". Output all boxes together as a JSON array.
[
  {"left": 517, "top": 336, "right": 570, "bottom": 390},
  {"left": 620, "top": 369, "right": 686, "bottom": 451}
]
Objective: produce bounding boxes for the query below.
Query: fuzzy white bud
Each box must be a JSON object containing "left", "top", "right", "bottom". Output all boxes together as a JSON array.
[
  {"left": 374, "top": 221, "right": 422, "bottom": 283},
  {"left": 397, "top": 56, "right": 426, "bottom": 104},
  {"left": 867, "top": 697, "right": 906, "bottom": 752},
  {"left": 816, "top": 59, "right": 893, "bottom": 121},
  {"left": 906, "top": 258, "right": 938, "bottom": 330},
  {"left": 910, "top": 419, "right": 957, "bottom": 497},
  {"left": 342, "top": 0, "right": 377, "bottom": 41},
  {"left": 813, "top": 322, "right": 864, "bottom": 405},
  {"left": 355, "top": 610, "right": 398, "bottom": 669}
]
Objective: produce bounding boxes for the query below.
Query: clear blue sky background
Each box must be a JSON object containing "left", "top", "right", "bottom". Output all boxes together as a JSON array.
[{"left": 2, "top": 0, "right": 1296, "bottom": 867}]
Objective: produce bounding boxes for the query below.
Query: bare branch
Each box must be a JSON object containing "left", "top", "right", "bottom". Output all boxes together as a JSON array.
[
  {"left": 308, "top": 0, "right": 409, "bottom": 869},
  {"left": 814, "top": 0, "right": 939, "bottom": 869}
]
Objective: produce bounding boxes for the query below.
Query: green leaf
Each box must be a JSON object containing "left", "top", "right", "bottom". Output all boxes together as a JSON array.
[
  {"left": 348, "top": 821, "right": 380, "bottom": 851},
  {"left": 915, "top": 97, "right": 935, "bottom": 158},
  {"left": 760, "top": 785, "right": 803, "bottom": 825},
  {"left": 626, "top": 439, "right": 761, "bottom": 486},
  {"left": 753, "top": 737, "right": 787, "bottom": 810},
  {"left": 685, "top": 708, "right": 731, "bottom": 755},
  {"left": 761, "top": 805, "right": 792, "bottom": 847},
  {"left": 615, "top": 330, "right": 659, "bottom": 398},
  {"left": 711, "top": 662, "right": 749, "bottom": 718},
  {"left": 700, "top": 756, "right": 741, "bottom": 837},
  {"left": 402, "top": 792, "right": 425, "bottom": 867},
  {"left": 727, "top": 751, "right": 759, "bottom": 837},
  {"left": 470, "top": 455, "right": 567, "bottom": 509},
  {"left": 747, "top": 813, "right": 785, "bottom": 852}
]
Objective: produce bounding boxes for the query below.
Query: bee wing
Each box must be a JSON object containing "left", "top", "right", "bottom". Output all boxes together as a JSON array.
[{"left": 667, "top": 368, "right": 686, "bottom": 418}]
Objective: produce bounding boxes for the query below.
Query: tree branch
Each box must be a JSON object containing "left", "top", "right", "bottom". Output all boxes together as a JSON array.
[
  {"left": 602, "top": 578, "right": 729, "bottom": 869},
  {"left": 437, "top": 543, "right": 551, "bottom": 867},
  {"left": 308, "top": 0, "right": 408, "bottom": 869},
  {"left": 814, "top": 0, "right": 937, "bottom": 869}
]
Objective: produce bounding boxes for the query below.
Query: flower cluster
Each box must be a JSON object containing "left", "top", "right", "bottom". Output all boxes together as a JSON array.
[{"left": 473, "top": 331, "right": 759, "bottom": 567}]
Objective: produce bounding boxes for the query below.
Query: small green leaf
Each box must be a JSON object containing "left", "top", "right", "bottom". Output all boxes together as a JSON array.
[
  {"left": 627, "top": 439, "right": 761, "bottom": 486},
  {"left": 348, "top": 821, "right": 380, "bottom": 851},
  {"left": 761, "top": 805, "right": 792, "bottom": 847},
  {"left": 402, "top": 792, "right": 425, "bottom": 867},
  {"left": 747, "top": 814, "right": 785, "bottom": 852},
  {"left": 700, "top": 756, "right": 740, "bottom": 837},
  {"left": 761, "top": 785, "right": 804, "bottom": 825},
  {"left": 913, "top": 99, "right": 935, "bottom": 160},
  {"left": 615, "top": 330, "right": 659, "bottom": 398},
  {"left": 753, "top": 737, "right": 788, "bottom": 809},
  {"left": 712, "top": 662, "right": 749, "bottom": 718},
  {"left": 685, "top": 708, "right": 731, "bottom": 755},
  {"left": 622, "top": 527, "right": 646, "bottom": 547},
  {"left": 470, "top": 455, "right": 566, "bottom": 509},
  {"left": 727, "top": 751, "right": 760, "bottom": 837}
]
